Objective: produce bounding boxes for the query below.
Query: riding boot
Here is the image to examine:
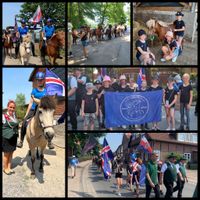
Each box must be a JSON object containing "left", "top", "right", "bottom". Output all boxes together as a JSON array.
[
  {"left": 48, "top": 141, "right": 55, "bottom": 149},
  {"left": 17, "top": 123, "right": 26, "bottom": 148},
  {"left": 31, "top": 42, "right": 37, "bottom": 57}
]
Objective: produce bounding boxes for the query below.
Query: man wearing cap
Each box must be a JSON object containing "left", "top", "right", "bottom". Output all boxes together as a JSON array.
[
  {"left": 146, "top": 152, "right": 160, "bottom": 198},
  {"left": 68, "top": 69, "right": 78, "bottom": 130},
  {"left": 160, "top": 153, "right": 179, "bottom": 198},
  {"left": 135, "top": 29, "right": 155, "bottom": 65},
  {"left": 173, "top": 12, "right": 185, "bottom": 51},
  {"left": 161, "top": 31, "right": 180, "bottom": 63},
  {"left": 81, "top": 82, "right": 98, "bottom": 130},
  {"left": 70, "top": 155, "right": 79, "bottom": 179},
  {"left": 173, "top": 156, "right": 188, "bottom": 197}
]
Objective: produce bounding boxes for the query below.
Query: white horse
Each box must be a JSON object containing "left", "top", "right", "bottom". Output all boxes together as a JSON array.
[
  {"left": 19, "top": 34, "right": 32, "bottom": 65},
  {"left": 26, "top": 95, "right": 56, "bottom": 179}
]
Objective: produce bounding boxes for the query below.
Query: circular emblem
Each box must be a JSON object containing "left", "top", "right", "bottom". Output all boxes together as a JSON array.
[{"left": 120, "top": 95, "right": 149, "bottom": 122}]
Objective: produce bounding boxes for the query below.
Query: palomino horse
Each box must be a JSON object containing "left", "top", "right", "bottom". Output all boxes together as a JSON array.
[
  {"left": 26, "top": 95, "right": 56, "bottom": 179},
  {"left": 3, "top": 34, "right": 13, "bottom": 59},
  {"left": 19, "top": 34, "right": 32, "bottom": 65},
  {"left": 40, "top": 31, "right": 65, "bottom": 65}
]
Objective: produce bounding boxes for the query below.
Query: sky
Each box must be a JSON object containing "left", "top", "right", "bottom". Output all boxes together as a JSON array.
[
  {"left": 2, "top": 68, "right": 34, "bottom": 109},
  {"left": 3, "top": 2, "right": 24, "bottom": 29},
  {"left": 99, "top": 133, "right": 124, "bottom": 152}
]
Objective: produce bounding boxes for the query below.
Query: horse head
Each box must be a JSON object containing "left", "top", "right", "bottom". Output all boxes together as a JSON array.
[
  {"left": 21, "top": 34, "right": 32, "bottom": 54},
  {"left": 37, "top": 95, "right": 57, "bottom": 142}
]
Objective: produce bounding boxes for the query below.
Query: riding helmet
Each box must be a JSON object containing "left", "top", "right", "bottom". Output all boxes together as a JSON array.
[
  {"left": 175, "top": 12, "right": 184, "bottom": 17},
  {"left": 138, "top": 29, "right": 146, "bottom": 36},
  {"left": 21, "top": 19, "right": 26, "bottom": 24},
  {"left": 35, "top": 72, "right": 45, "bottom": 80},
  {"left": 47, "top": 18, "right": 52, "bottom": 22}
]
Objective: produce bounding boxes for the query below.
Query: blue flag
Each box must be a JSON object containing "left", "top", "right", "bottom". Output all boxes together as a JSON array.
[
  {"left": 137, "top": 68, "right": 146, "bottom": 90},
  {"left": 104, "top": 90, "right": 162, "bottom": 128},
  {"left": 101, "top": 138, "right": 114, "bottom": 179},
  {"left": 139, "top": 164, "right": 146, "bottom": 186},
  {"left": 45, "top": 69, "right": 65, "bottom": 96}
]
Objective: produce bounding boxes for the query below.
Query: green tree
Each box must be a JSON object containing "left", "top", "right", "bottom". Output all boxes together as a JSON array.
[
  {"left": 15, "top": 93, "right": 26, "bottom": 121},
  {"left": 19, "top": 3, "right": 65, "bottom": 28}
]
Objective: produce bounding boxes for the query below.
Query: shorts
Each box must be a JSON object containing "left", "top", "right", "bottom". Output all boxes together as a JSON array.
[
  {"left": 115, "top": 173, "right": 122, "bottom": 178},
  {"left": 175, "top": 32, "right": 184, "bottom": 37},
  {"left": 81, "top": 40, "right": 89, "bottom": 47},
  {"left": 84, "top": 113, "right": 96, "bottom": 126}
]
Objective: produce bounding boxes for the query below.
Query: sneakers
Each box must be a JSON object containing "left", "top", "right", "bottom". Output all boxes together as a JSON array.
[
  {"left": 117, "top": 192, "right": 121, "bottom": 196},
  {"left": 160, "top": 58, "right": 166, "bottom": 62},
  {"left": 172, "top": 56, "right": 178, "bottom": 63},
  {"left": 166, "top": 127, "right": 171, "bottom": 130}
]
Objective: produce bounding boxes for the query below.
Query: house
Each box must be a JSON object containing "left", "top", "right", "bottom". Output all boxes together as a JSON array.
[
  {"left": 29, "top": 68, "right": 65, "bottom": 116},
  {"left": 134, "top": 2, "right": 198, "bottom": 42},
  {"left": 129, "top": 133, "right": 197, "bottom": 163}
]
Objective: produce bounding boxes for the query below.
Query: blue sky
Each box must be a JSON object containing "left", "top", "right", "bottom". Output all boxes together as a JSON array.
[
  {"left": 2, "top": 68, "right": 34, "bottom": 108},
  {"left": 99, "top": 133, "right": 124, "bottom": 152},
  {"left": 3, "top": 2, "right": 24, "bottom": 29}
]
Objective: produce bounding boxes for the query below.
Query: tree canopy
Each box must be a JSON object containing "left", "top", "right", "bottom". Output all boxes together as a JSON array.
[
  {"left": 68, "top": 2, "right": 129, "bottom": 29},
  {"left": 19, "top": 3, "right": 65, "bottom": 28}
]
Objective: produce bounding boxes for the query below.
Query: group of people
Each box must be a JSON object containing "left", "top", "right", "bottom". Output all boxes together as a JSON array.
[
  {"left": 68, "top": 69, "right": 194, "bottom": 131},
  {"left": 2, "top": 72, "right": 65, "bottom": 176},
  {"left": 92, "top": 152, "right": 188, "bottom": 198},
  {"left": 3, "top": 18, "right": 60, "bottom": 59},
  {"left": 135, "top": 11, "right": 185, "bottom": 65}
]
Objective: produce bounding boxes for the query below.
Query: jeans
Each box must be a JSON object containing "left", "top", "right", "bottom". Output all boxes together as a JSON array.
[
  {"left": 180, "top": 103, "right": 190, "bottom": 128},
  {"left": 164, "top": 181, "right": 174, "bottom": 198}
]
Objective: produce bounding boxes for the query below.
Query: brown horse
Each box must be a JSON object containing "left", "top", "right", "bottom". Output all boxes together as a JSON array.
[
  {"left": 40, "top": 31, "right": 65, "bottom": 65},
  {"left": 3, "top": 34, "right": 13, "bottom": 58},
  {"left": 146, "top": 19, "right": 175, "bottom": 41}
]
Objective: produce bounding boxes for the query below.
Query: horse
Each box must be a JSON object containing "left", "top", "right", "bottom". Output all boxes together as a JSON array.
[
  {"left": 95, "top": 25, "right": 104, "bottom": 42},
  {"left": 40, "top": 31, "right": 65, "bottom": 65},
  {"left": 72, "top": 29, "right": 80, "bottom": 44},
  {"left": 3, "top": 33, "right": 13, "bottom": 59},
  {"left": 26, "top": 95, "right": 56, "bottom": 179},
  {"left": 19, "top": 34, "right": 32, "bottom": 65}
]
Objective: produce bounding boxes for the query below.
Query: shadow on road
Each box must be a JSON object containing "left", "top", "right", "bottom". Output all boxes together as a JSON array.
[{"left": 70, "top": 190, "right": 95, "bottom": 197}]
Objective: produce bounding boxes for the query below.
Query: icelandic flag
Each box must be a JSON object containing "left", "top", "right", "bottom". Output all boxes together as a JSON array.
[
  {"left": 139, "top": 164, "right": 146, "bottom": 186},
  {"left": 29, "top": 5, "right": 42, "bottom": 24},
  {"left": 82, "top": 135, "right": 98, "bottom": 155},
  {"left": 137, "top": 135, "right": 152, "bottom": 154},
  {"left": 104, "top": 90, "right": 162, "bottom": 128},
  {"left": 101, "top": 138, "right": 114, "bottom": 179},
  {"left": 137, "top": 68, "right": 146, "bottom": 90},
  {"left": 45, "top": 69, "right": 65, "bottom": 96}
]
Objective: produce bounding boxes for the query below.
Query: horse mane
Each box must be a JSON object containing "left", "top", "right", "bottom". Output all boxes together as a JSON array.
[
  {"left": 22, "top": 34, "right": 32, "bottom": 43},
  {"left": 39, "top": 96, "right": 56, "bottom": 110},
  {"left": 157, "top": 20, "right": 173, "bottom": 27},
  {"left": 146, "top": 19, "right": 173, "bottom": 28}
]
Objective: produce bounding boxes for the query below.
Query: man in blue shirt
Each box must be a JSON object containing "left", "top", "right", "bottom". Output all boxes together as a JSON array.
[{"left": 17, "top": 72, "right": 54, "bottom": 149}]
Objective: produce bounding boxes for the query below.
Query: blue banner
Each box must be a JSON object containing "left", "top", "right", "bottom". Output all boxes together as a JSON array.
[{"left": 104, "top": 90, "right": 163, "bottom": 128}]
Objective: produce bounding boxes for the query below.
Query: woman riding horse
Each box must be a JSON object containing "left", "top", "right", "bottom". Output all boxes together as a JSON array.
[{"left": 17, "top": 72, "right": 54, "bottom": 149}]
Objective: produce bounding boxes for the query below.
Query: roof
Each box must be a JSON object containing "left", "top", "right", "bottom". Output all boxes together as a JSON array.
[{"left": 130, "top": 133, "right": 197, "bottom": 147}]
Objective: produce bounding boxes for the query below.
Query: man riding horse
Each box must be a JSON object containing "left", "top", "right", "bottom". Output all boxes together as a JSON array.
[
  {"left": 17, "top": 72, "right": 54, "bottom": 149},
  {"left": 41, "top": 18, "right": 62, "bottom": 59}
]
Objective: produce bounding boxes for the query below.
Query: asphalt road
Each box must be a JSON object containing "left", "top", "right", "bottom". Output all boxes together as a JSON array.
[
  {"left": 68, "top": 105, "right": 198, "bottom": 131},
  {"left": 68, "top": 29, "right": 130, "bottom": 65}
]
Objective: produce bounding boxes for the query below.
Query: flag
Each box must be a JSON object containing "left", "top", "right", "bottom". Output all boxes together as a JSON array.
[
  {"left": 101, "top": 138, "right": 114, "bottom": 179},
  {"left": 137, "top": 68, "right": 146, "bottom": 90},
  {"left": 104, "top": 90, "right": 163, "bottom": 128},
  {"left": 101, "top": 68, "right": 107, "bottom": 77},
  {"left": 14, "top": 15, "right": 18, "bottom": 32},
  {"left": 29, "top": 5, "right": 42, "bottom": 24},
  {"left": 45, "top": 69, "right": 65, "bottom": 96},
  {"left": 139, "top": 164, "right": 146, "bottom": 186},
  {"left": 101, "top": 138, "right": 114, "bottom": 160},
  {"left": 82, "top": 135, "right": 98, "bottom": 155},
  {"left": 137, "top": 135, "right": 152, "bottom": 154}
]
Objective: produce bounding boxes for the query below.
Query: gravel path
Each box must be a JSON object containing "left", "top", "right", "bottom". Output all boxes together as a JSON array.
[{"left": 3, "top": 120, "right": 65, "bottom": 198}]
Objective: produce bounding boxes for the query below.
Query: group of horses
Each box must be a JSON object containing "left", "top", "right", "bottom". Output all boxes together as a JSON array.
[
  {"left": 72, "top": 24, "right": 127, "bottom": 45},
  {"left": 2, "top": 28, "right": 65, "bottom": 65}
]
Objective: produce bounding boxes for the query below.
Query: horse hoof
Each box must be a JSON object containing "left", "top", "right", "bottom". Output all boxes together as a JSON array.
[
  {"left": 30, "top": 173, "right": 36, "bottom": 179},
  {"left": 39, "top": 168, "right": 44, "bottom": 173}
]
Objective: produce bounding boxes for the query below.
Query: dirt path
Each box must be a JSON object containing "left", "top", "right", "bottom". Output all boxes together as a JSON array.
[{"left": 3, "top": 122, "right": 65, "bottom": 198}]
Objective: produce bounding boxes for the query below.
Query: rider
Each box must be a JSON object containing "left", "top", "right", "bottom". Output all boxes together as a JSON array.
[
  {"left": 42, "top": 18, "right": 62, "bottom": 59},
  {"left": 17, "top": 72, "right": 54, "bottom": 149}
]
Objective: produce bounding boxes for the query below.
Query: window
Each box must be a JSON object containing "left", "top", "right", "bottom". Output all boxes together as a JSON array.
[{"left": 184, "top": 153, "right": 191, "bottom": 161}]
